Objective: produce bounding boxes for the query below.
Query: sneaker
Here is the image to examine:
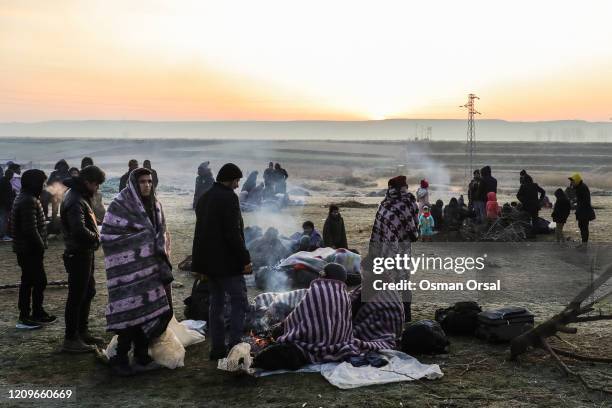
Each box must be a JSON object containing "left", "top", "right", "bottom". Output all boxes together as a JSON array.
[
  {"left": 31, "top": 312, "right": 57, "bottom": 324},
  {"left": 62, "top": 337, "right": 96, "bottom": 353},
  {"left": 16, "top": 318, "right": 42, "bottom": 330},
  {"left": 1, "top": 236, "right": 13, "bottom": 242},
  {"left": 79, "top": 331, "right": 104, "bottom": 345}
]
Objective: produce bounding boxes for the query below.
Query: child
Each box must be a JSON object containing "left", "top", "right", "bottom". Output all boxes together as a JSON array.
[
  {"left": 416, "top": 179, "right": 430, "bottom": 213},
  {"left": 418, "top": 206, "right": 435, "bottom": 242},
  {"left": 551, "top": 188, "right": 571, "bottom": 242},
  {"left": 485, "top": 192, "right": 501, "bottom": 221}
]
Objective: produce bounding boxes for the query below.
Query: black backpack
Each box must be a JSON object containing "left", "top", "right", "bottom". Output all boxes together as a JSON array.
[
  {"left": 435, "top": 301, "right": 482, "bottom": 336},
  {"left": 400, "top": 320, "right": 450, "bottom": 355},
  {"left": 183, "top": 278, "right": 210, "bottom": 321}
]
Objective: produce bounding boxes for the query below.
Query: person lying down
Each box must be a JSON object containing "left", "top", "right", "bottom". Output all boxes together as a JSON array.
[{"left": 252, "top": 263, "right": 404, "bottom": 371}]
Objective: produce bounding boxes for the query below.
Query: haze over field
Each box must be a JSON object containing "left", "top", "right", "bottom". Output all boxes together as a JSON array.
[{"left": 1, "top": 119, "right": 611, "bottom": 142}]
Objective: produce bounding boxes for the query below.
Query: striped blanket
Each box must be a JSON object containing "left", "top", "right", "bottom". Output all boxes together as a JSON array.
[
  {"left": 277, "top": 279, "right": 394, "bottom": 363},
  {"left": 349, "top": 286, "right": 404, "bottom": 350},
  {"left": 100, "top": 171, "right": 172, "bottom": 337}
]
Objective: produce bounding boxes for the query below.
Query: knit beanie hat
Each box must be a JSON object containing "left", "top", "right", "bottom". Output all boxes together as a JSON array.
[
  {"left": 322, "top": 262, "right": 347, "bottom": 283},
  {"left": 216, "top": 163, "right": 243, "bottom": 182}
]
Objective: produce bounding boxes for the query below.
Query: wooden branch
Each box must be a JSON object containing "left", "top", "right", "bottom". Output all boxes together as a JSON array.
[
  {"left": 574, "top": 315, "right": 612, "bottom": 323},
  {"left": 542, "top": 339, "right": 612, "bottom": 394},
  {"left": 550, "top": 347, "right": 612, "bottom": 364},
  {"left": 567, "top": 264, "right": 612, "bottom": 309}
]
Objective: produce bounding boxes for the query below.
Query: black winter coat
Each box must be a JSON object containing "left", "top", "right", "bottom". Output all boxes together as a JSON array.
[
  {"left": 479, "top": 166, "right": 497, "bottom": 200},
  {"left": 0, "top": 177, "right": 15, "bottom": 211},
  {"left": 60, "top": 177, "right": 100, "bottom": 253},
  {"left": 191, "top": 182, "right": 251, "bottom": 277},
  {"left": 551, "top": 197, "right": 571, "bottom": 224},
  {"left": 10, "top": 192, "right": 47, "bottom": 253},
  {"left": 517, "top": 181, "right": 545, "bottom": 216},
  {"left": 119, "top": 171, "right": 130, "bottom": 192},
  {"left": 574, "top": 182, "right": 595, "bottom": 221},
  {"left": 323, "top": 215, "right": 348, "bottom": 249}
]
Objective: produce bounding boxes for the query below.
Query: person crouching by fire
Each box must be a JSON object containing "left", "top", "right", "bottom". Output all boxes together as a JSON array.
[
  {"left": 101, "top": 168, "right": 173, "bottom": 376},
  {"left": 192, "top": 163, "right": 252, "bottom": 361}
]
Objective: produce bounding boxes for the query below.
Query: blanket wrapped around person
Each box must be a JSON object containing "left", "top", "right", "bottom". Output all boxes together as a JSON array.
[
  {"left": 100, "top": 169, "right": 173, "bottom": 339},
  {"left": 277, "top": 278, "right": 397, "bottom": 363}
]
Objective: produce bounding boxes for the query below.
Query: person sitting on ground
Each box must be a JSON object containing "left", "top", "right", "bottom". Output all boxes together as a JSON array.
[
  {"left": 291, "top": 221, "right": 322, "bottom": 252},
  {"left": 485, "top": 191, "right": 501, "bottom": 221},
  {"left": 275, "top": 263, "right": 391, "bottom": 364},
  {"left": 193, "top": 161, "right": 214, "bottom": 209},
  {"left": 443, "top": 197, "right": 462, "bottom": 231},
  {"left": 143, "top": 160, "right": 158, "bottom": 188},
  {"left": 416, "top": 179, "right": 430, "bottom": 213},
  {"left": 552, "top": 188, "right": 571, "bottom": 243},
  {"left": 119, "top": 159, "right": 138, "bottom": 192},
  {"left": 241, "top": 170, "right": 258, "bottom": 194},
  {"left": 248, "top": 227, "right": 290, "bottom": 269},
  {"left": 101, "top": 167, "right": 173, "bottom": 376},
  {"left": 431, "top": 199, "right": 444, "bottom": 231},
  {"left": 323, "top": 204, "right": 348, "bottom": 249},
  {"left": 418, "top": 205, "right": 435, "bottom": 241},
  {"left": 11, "top": 169, "right": 57, "bottom": 329}
]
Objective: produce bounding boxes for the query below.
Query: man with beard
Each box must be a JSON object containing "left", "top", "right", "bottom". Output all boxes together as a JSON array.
[
  {"left": 61, "top": 165, "right": 106, "bottom": 353},
  {"left": 11, "top": 169, "right": 56, "bottom": 329}
]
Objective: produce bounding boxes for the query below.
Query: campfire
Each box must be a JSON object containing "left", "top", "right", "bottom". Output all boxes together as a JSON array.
[{"left": 245, "top": 331, "right": 274, "bottom": 353}]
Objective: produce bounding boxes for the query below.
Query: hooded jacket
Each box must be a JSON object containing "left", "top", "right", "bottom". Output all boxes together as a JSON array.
[
  {"left": 551, "top": 188, "right": 571, "bottom": 224},
  {"left": 485, "top": 191, "right": 501, "bottom": 220},
  {"left": 10, "top": 170, "right": 47, "bottom": 253},
  {"left": 193, "top": 163, "right": 215, "bottom": 209},
  {"left": 569, "top": 174, "right": 595, "bottom": 222},
  {"left": 323, "top": 213, "right": 348, "bottom": 249},
  {"left": 479, "top": 166, "right": 497, "bottom": 201},
  {"left": 60, "top": 177, "right": 100, "bottom": 253},
  {"left": 516, "top": 174, "right": 545, "bottom": 216}
]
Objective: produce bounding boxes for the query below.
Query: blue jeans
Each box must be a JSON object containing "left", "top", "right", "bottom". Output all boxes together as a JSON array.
[
  {"left": 208, "top": 275, "right": 248, "bottom": 352},
  {"left": 473, "top": 201, "right": 485, "bottom": 223}
]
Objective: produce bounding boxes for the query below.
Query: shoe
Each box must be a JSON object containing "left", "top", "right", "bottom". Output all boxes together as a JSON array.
[
  {"left": 62, "top": 337, "right": 96, "bottom": 353},
  {"left": 132, "top": 360, "right": 163, "bottom": 373},
  {"left": 79, "top": 331, "right": 104, "bottom": 345},
  {"left": 1, "top": 236, "right": 13, "bottom": 242},
  {"left": 109, "top": 356, "right": 133, "bottom": 377},
  {"left": 31, "top": 312, "right": 57, "bottom": 324},
  {"left": 16, "top": 317, "right": 42, "bottom": 330}
]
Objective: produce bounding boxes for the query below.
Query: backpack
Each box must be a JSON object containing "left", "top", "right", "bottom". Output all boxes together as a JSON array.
[
  {"left": 435, "top": 301, "right": 482, "bottom": 336},
  {"left": 183, "top": 278, "right": 210, "bottom": 321},
  {"left": 400, "top": 320, "right": 450, "bottom": 355}
]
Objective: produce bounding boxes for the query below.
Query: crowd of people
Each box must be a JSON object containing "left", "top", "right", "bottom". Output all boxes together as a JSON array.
[{"left": 0, "top": 155, "right": 598, "bottom": 377}]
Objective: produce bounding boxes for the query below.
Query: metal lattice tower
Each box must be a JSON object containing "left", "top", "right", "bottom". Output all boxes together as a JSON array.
[{"left": 460, "top": 93, "right": 480, "bottom": 179}]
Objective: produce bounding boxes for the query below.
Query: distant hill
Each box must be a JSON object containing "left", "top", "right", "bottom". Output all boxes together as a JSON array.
[{"left": 0, "top": 119, "right": 610, "bottom": 142}]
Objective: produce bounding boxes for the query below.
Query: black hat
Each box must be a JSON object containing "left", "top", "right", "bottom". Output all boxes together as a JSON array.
[
  {"left": 216, "top": 163, "right": 243, "bottom": 182},
  {"left": 322, "top": 263, "right": 347, "bottom": 283}
]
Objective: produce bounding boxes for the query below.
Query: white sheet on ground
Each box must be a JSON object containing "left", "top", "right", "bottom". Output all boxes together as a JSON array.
[
  {"left": 253, "top": 350, "right": 443, "bottom": 390},
  {"left": 104, "top": 316, "right": 206, "bottom": 369}
]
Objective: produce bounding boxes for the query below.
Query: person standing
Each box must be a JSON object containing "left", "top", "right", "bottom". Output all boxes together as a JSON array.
[
  {"left": 119, "top": 159, "right": 138, "bottom": 192},
  {"left": 191, "top": 163, "right": 252, "bottom": 360},
  {"left": 101, "top": 168, "right": 173, "bottom": 376},
  {"left": 81, "top": 157, "right": 106, "bottom": 223},
  {"left": 416, "top": 179, "right": 430, "bottom": 214},
  {"left": 323, "top": 204, "right": 348, "bottom": 249},
  {"left": 61, "top": 165, "right": 106, "bottom": 353},
  {"left": 468, "top": 170, "right": 485, "bottom": 223},
  {"left": 274, "top": 163, "right": 288, "bottom": 195},
  {"left": 552, "top": 188, "right": 571, "bottom": 243},
  {"left": 517, "top": 173, "right": 545, "bottom": 227},
  {"left": 569, "top": 173, "right": 595, "bottom": 244},
  {"left": 143, "top": 160, "right": 159, "bottom": 188},
  {"left": 11, "top": 169, "right": 56, "bottom": 329},
  {"left": 0, "top": 168, "right": 16, "bottom": 241}
]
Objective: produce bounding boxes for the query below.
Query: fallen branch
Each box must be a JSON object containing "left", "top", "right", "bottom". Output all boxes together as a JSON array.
[{"left": 550, "top": 347, "right": 612, "bottom": 364}]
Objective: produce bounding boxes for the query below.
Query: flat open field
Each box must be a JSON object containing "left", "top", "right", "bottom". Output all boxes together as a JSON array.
[{"left": 0, "top": 139, "right": 610, "bottom": 407}]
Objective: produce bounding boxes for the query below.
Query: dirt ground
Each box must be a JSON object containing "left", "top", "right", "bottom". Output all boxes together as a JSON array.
[{"left": 0, "top": 140, "right": 611, "bottom": 407}]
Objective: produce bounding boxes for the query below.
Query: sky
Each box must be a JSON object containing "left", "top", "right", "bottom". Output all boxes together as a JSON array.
[{"left": 1, "top": 0, "right": 612, "bottom": 122}]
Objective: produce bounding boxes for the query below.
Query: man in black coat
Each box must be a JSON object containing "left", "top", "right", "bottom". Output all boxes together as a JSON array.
[
  {"left": 479, "top": 166, "right": 497, "bottom": 196},
  {"left": 10, "top": 169, "right": 56, "bottom": 329},
  {"left": 192, "top": 163, "right": 252, "bottom": 360},
  {"left": 119, "top": 159, "right": 138, "bottom": 192},
  {"left": 569, "top": 173, "right": 595, "bottom": 244},
  {"left": 61, "top": 165, "right": 106, "bottom": 353},
  {"left": 0, "top": 168, "right": 16, "bottom": 241},
  {"left": 517, "top": 173, "right": 546, "bottom": 226}
]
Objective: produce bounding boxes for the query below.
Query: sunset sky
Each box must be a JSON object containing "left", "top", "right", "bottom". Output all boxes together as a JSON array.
[{"left": 1, "top": 0, "right": 612, "bottom": 122}]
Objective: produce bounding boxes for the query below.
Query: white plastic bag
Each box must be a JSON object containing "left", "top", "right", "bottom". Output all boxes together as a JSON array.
[
  {"left": 149, "top": 328, "right": 185, "bottom": 369},
  {"left": 217, "top": 342, "right": 253, "bottom": 374}
]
